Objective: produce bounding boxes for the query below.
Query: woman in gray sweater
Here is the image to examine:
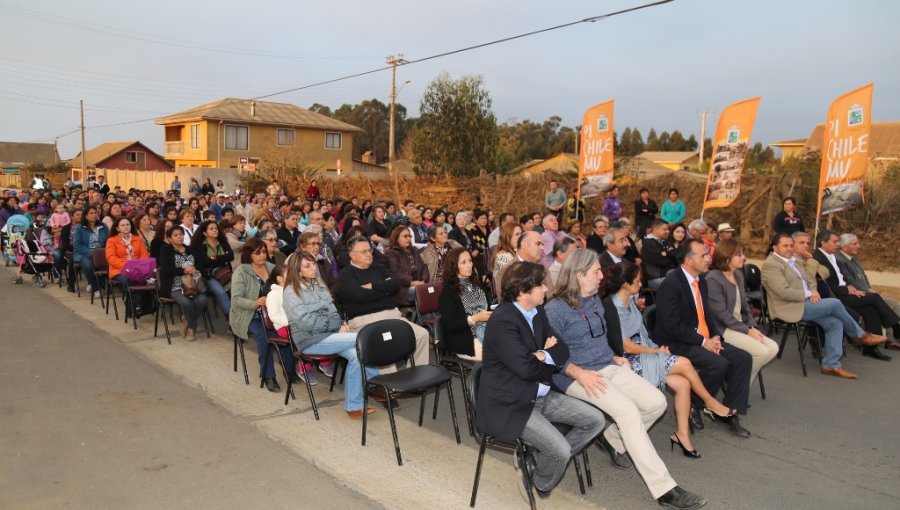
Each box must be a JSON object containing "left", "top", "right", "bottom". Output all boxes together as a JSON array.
[
  {"left": 282, "top": 252, "right": 379, "bottom": 419},
  {"left": 705, "top": 239, "right": 778, "bottom": 386}
]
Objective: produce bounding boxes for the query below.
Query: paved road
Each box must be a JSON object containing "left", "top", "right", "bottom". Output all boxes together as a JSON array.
[
  {"left": 3, "top": 271, "right": 900, "bottom": 510},
  {"left": 0, "top": 280, "right": 380, "bottom": 510}
]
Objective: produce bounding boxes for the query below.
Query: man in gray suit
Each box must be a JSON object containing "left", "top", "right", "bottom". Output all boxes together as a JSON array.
[
  {"left": 836, "top": 233, "right": 900, "bottom": 349},
  {"left": 761, "top": 233, "right": 884, "bottom": 379}
]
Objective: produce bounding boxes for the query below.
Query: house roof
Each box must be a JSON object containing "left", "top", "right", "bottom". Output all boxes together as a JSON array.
[
  {"left": 637, "top": 151, "right": 699, "bottom": 163},
  {"left": 155, "top": 98, "right": 363, "bottom": 132},
  {"left": 69, "top": 141, "right": 172, "bottom": 168},
  {"left": 803, "top": 121, "right": 900, "bottom": 157},
  {"left": 513, "top": 153, "right": 578, "bottom": 173},
  {"left": 0, "top": 142, "right": 61, "bottom": 166},
  {"left": 768, "top": 138, "right": 807, "bottom": 147}
]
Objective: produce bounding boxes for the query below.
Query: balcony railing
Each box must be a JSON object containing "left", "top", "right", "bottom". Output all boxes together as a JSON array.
[{"left": 165, "top": 141, "right": 184, "bottom": 156}]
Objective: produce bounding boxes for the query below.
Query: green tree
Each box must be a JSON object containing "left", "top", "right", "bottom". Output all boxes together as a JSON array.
[
  {"left": 658, "top": 131, "right": 671, "bottom": 151},
  {"left": 629, "top": 128, "right": 645, "bottom": 155},
  {"left": 308, "top": 103, "right": 333, "bottom": 117},
  {"left": 413, "top": 73, "right": 498, "bottom": 176},
  {"left": 686, "top": 134, "right": 698, "bottom": 151},
  {"left": 645, "top": 128, "right": 660, "bottom": 151},
  {"left": 619, "top": 127, "right": 633, "bottom": 156}
]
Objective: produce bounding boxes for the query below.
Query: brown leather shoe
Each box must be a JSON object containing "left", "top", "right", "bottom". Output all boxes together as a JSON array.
[
  {"left": 346, "top": 407, "right": 376, "bottom": 419},
  {"left": 821, "top": 367, "right": 858, "bottom": 379},
  {"left": 849, "top": 332, "right": 887, "bottom": 346},
  {"left": 368, "top": 387, "right": 401, "bottom": 402}
]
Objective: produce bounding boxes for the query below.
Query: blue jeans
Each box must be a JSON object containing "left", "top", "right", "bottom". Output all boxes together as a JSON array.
[
  {"left": 520, "top": 391, "right": 606, "bottom": 492},
  {"left": 78, "top": 257, "right": 98, "bottom": 290},
  {"left": 802, "top": 297, "right": 864, "bottom": 368},
  {"left": 171, "top": 290, "right": 208, "bottom": 329},
  {"left": 113, "top": 274, "right": 130, "bottom": 290},
  {"left": 206, "top": 278, "right": 231, "bottom": 315},
  {"left": 249, "top": 318, "right": 292, "bottom": 379},
  {"left": 302, "top": 332, "right": 379, "bottom": 412}
]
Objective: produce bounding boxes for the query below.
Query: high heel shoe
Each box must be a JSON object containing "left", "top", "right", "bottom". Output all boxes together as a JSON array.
[
  {"left": 670, "top": 434, "right": 701, "bottom": 459},
  {"left": 704, "top": 406, "right": 737, "bottom": 419}
]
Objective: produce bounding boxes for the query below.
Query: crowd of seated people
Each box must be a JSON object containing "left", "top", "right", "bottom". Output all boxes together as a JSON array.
[{"left": 9, "top": 178, "right": 900, "bottom": 510}]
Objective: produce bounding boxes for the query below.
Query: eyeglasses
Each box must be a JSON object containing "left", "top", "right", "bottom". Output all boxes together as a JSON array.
[{"left": 581, "top": 300, "right": 607, "bottom": 338}]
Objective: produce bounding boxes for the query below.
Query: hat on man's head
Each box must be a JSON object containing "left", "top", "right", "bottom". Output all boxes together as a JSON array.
[
  {"left": 717, "top": 222, "right": 735, "bottom": 233},
  {"left": 216, "top": 192, "right": 228, "bottom": 198}
]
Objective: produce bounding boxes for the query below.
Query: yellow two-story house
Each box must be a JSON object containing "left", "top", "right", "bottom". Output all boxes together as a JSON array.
[{"left": 155, "top": 98, "right": 362, "bottom": 171}]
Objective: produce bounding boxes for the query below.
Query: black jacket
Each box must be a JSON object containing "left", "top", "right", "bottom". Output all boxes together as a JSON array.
[
  {"left": 812, "top": 249, "right": 849, "bottom": 297},
  {"left": 653, "top": 268, "right": 720, "bottom": 350},
  {"left": 438, "top": 282, "right": 488, "bottom": 357},
  {"left": 475, "top": 302, "right": 570, "bottom": 442},
  {"left": 640, "top": 237, "right": 676, "bottom": 279},
  {"left": 191, "top": 239, "right": 235, "bottom": 278},
  {"left": 600, "top": 295, "right": 626, "bottom": 357},
  {"left": 276, "top": 226, "right": 301, "bottom": 256},
  {"left": 336, "top": 263, "right": 401, "bottom": 320},
  {"left": 586, "top": 233, "right": 606, "bottom": 255}
]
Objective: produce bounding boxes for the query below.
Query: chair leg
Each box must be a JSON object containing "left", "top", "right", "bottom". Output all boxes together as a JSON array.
[
  {"left": 233, "top": 335, "right": 249, "bottom": 384},
  {"left": 445, "top": 379, "right": 461, "bottom": 444},
  {"left": 777, "top": 328, "right": 789, "bottom": 359},
  {"left": 758, "top": 370, "right": 767, "bottom": 400},
  {"left": 582, "top": 449, "right": 592, "bottom": 488},
  {"left": 260, "top": 344, "right": 273, "bottom": 387},
  {"left": 795, "top": 325, "right": 808, "bottom": 377},
  {"left": 109, "top": 282, "right": 119, "bottom": 320},
  {"left": 516, "top": 441, "right": 537, "bottom": 510},
  {"left": 300, "top": 360, "right": 320, "bottom": 420},
  {"left": 572, "top": 452, "right": 586, "bottom": 495},
  {"left": 470, "top": 434, "right": 488, "bottom": 508},
  {"left": 418, "top": 392, "right": 426, "bottom": 427},
  {"left": 383, "top": 387, "right": 403, "bottom": 466},
  {"left": 273, "top": 346, "right": 294, "bottom": 400}
]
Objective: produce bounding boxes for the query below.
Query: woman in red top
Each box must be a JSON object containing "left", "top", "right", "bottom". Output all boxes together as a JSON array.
[{"left": 105, "top": 216, "right": 150, "bottom": 289}]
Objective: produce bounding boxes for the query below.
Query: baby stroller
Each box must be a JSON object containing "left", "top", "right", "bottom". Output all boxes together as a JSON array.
[
  {"left": 13, "top": 227, "right": 57, "bottom": 287},
  {"left": 2, "top": 214, "right": 30, "bottom": 267}
]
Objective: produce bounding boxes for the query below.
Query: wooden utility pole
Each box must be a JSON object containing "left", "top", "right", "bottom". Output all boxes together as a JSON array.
[
  {"left": 386, "top": 54, "right": 407, "bottom": 205},
  {"left": 698, "top": 108, "right": 711, "bottom": 169},
  {"left": 79, "top": 100, "right": 86, "bottom": 183}
]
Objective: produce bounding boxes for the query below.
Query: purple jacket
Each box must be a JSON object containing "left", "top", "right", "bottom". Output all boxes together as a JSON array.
[{"left": 602, "top": 196, "right": 622, "bottom": 221}]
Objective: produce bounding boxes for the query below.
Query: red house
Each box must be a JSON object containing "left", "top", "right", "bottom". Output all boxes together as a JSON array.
[{"left": 69, "top": 141, "right": 173, "bottom": 173}]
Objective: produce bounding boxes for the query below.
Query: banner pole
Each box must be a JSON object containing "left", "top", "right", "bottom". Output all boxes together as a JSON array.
[{"left": 814, "top": 216, "right": 820, "bottom": 241}]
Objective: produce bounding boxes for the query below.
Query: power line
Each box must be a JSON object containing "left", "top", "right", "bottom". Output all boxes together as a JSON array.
[
  {"left": 253, "top": 0, "right": 675, "bottom": 100},
  {"left": 0, "top": 3, "right": 380, "bottom": 61}
]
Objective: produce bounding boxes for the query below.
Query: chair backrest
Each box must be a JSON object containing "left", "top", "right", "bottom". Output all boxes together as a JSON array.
[
  {"left": 743, "top": 263, "right": 762, "bottom": 293},
  {"left": 260, "top": 305, "right": 276, "bottom": 332},
  {"left": 414, "top": 281, "right": 443, "bottom": 316},
  {"left": 91, "top": 247, "right": 108, "bottom": 270},
  {"left": 356, "top": 319, "right": 416, "bottom": 368},
  {"left": 642, "top": 304, "right": 657, "bottom": 332}
]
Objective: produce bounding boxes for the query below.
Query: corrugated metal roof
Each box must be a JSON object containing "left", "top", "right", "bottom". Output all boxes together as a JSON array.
[
  {"left": 155, "top": 98, "right": 363, "bottom": 132},
  {"left": 804, "top": 121, "right": 900, "bottom": 157},
  {"left": 0, "top": 142, "right": 61, "bottom": 165}
]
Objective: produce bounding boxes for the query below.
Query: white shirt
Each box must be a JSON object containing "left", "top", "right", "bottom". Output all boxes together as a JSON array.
[{"left": 818, "top": 249, "right": 846, "bottom": 286}]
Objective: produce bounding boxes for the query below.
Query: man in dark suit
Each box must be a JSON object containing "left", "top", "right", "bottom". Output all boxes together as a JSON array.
[
  {"left": 641, "top": 219, "right": 677, "bottom": 287},
  {"left": 476, "top": 261, "right": 605, "bottom": 500},
  {"left": 813, "top": 230, "right": 899, "bottom": 361},
  {"left": 654, "top": 239, "right": 753, "bottom": 437}
]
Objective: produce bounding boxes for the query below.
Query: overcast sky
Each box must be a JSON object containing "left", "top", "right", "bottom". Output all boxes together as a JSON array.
[{"left": 2, "top": 0, "right": 898, "bottom": 159}]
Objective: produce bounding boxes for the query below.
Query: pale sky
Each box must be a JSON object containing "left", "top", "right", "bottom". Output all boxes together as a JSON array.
[{"left": 2, "top": 0, "right": 898, "bottom": 160}]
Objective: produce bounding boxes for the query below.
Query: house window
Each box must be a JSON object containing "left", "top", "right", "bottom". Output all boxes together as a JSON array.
[
  {"left": 190, "top": 124, "right": 200, "bottom": 149},
  {"left": 225, "top": 125, "right": 249, "bottom": 150},
  {"left": 125, "top": 151, "right": 139, "bottom": 163},
  {"left": 325, "top": 132, "right": 342, "bottom": 149},
  {"left": 276, "top": 128, "right": 295, "bottom": 147}
]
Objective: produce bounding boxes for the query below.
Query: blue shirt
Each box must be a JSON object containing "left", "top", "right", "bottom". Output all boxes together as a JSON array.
[
  {"left": 545, "top": 295, "right": 615, "bottom": 391},
  {"left": 512, "top": 302, "right": 554, "bottom": 398}
]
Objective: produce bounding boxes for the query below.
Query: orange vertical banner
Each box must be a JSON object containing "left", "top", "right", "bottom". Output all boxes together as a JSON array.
[
  {"left": 702, "top": 97, "right": 761, "bottom": 210},
  {"left": 578, "top": 100, "right": 614, "bottom": 200},
  {"left": 817, "top": 83, "right": 873, "bottom": 216}
]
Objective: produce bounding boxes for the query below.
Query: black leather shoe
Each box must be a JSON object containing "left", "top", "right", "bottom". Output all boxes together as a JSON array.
[
  {"left": 689, "top": 406, "right": 705, "bottom": 431},
  {"left": 263, "top": 378, "right": 281, "bottom": 393},
  {"left": 863, "top": 346, "right": 892, "bottom": 361},
  {"left": 596, "top": 436, "right": 632, "bottom": 469},
  {"left": 657, "top": 486, "right": 708, "bottom": 510},
  {"left": 521, "top": 452, "right": 551, "bottom": 499},
  {"left": 703, "top": 409, "right": 751, "bottom": 438}
]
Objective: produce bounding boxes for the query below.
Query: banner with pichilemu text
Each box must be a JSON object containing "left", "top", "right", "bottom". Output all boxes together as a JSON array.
[
  {"left": 817, "top": 83, "right": 873, "bottom": 217},
  {"left": 578, "top": 100, "right": 614, "bottom": 200},
  {"left": 702, "top": 97, "right": 761, "bottom": 210}
]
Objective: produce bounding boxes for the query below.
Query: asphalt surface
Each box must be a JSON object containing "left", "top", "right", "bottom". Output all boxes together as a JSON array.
[
  {"left": 2, "top": 269, "right": 900, "bottom": 510},
  {"left": 0, "top": 278, "right": 381, "bottom": 510}
]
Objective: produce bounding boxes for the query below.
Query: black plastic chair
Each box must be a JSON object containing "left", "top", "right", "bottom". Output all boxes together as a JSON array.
[
  {"left": 433, "top": 319, "right": 477, "bottom": 437},
  {"left": 467, "top": 363, "right": 591, "bottom": 509},
  {"left": 284, "top": 325, "right": 347, "bottom": 420},
  {"left": 760, "top": 287, "right": 822, "bottom": 377},
  {"left": 356, "top": 319, "right": 460, "bottom": 466},
  {"left": 743, "top": 263, "right": 765, "bottom": 328}
]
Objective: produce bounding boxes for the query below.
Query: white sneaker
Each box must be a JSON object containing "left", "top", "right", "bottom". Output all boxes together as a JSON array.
[
  {"left": 93, "top": 291, "right": 101, "bottom": 298},
  {"left": 86, "top": 284, "right": 92, "bottom": 292}
]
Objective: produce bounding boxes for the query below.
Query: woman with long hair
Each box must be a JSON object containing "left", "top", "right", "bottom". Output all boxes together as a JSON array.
[
  {"left": 385, "top": 225, "right": 429, "bottom": 305},
  {"left": 158, "top": 225, "right": 207, "bottom": 341},
  {"left": 601, "top": 260, "right": 735, "bottom": 458},
  {"left": 438, "top": 247, "right": 491, "bottom": 360},
  {"left": 282, "top": 252, "right": 380, "bottom": 418},
  {"left": 668, "top": 223, "right": 688, "bottom": 251},
  {"left": 105, "top": 216, "right": 150, "bottom": 289},
  {"left": 490, "top": 222, "right": 522, "bottom": 298},
  {"left": 200, "top": 178, "right": 215, "bottom": 195},
  {"left": 191, "top": 220, "right": 234, "bottom": 315},
  {"left": 73, "top": 205, "right": 109, "bottom": 297},
  {"left": 705, "top": 239, "right": 778, "bottom": 386},
  {"left": 132, "top": 213, "right": 154, "bottom": 253},
  {"left": 229, "top": 237, "right": 293, "bottom": 392}
]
